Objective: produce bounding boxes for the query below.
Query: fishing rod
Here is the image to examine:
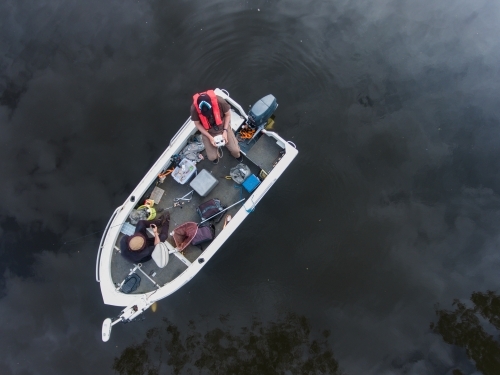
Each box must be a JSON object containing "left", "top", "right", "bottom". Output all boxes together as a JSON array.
[
  {"left": 63, "top": 206, "right": 172, "bottom": 245},
  {"left": 64, "top": 195, "right": 245, "bottom": 244},
  {"left": 62, "top": 221, "right": 127, "bottom": 245},
  {"left": 198, "top": 198, "right": 245, "bottom": 225}
]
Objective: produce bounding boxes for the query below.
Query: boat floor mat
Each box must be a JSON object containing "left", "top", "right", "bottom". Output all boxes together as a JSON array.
[
  {"left": 245, "top": 134, "right": 283, "bottom": 173},
  {"left": 111, "top": 247, "right": 187, "bottom": 294},
  {"left": 110, "top": 136, "right": 266, "bottom": 294}
]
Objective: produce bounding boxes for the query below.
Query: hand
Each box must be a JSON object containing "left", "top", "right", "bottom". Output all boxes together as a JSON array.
[
  {"left": 222, "top": 131, "right": 228, "bottom": 144},
  {"left": 210, "top": 136, "right": 217, "bottom": 147},
  {"left": 150, "top": 224, "right": 158, "bottom": 234}
]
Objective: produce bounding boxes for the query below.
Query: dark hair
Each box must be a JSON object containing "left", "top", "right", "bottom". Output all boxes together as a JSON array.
[{"left": 197, "top": 94, "right": 212, "bottom": 115}]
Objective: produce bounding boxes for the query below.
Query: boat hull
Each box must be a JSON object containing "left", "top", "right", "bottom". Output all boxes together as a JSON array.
[{"left": 96, "top": 89, "right": 298, "bottom": 308}]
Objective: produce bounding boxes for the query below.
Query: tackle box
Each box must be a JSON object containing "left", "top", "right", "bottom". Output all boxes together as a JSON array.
[{"left": 242, "top": 174, "right": 261, "bottom": 193}]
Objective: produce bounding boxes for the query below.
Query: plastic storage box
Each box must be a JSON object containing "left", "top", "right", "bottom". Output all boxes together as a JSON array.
[
  {"left": 190, "top": 169, "right": 219, "bottom": 197},
  {"left": 172, "top": 158, "right": 197, "bottom": 184},
  {"left": 242, "top": 174, "right": 261, "bottom": 193}
]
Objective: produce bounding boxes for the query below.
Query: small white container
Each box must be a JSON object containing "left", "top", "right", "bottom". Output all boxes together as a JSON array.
[{"left": 172, "top": 158, "right": 197, "bottom": 184}]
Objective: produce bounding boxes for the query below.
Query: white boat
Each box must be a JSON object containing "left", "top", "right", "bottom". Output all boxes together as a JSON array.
[{"left": 96, "top": 89, "right": 298, "bottom": 341}]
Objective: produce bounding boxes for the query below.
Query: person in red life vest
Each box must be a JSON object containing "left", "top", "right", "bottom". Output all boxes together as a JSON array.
[{"left": 190, "top": 90, "right": 243, "bottom": 164}]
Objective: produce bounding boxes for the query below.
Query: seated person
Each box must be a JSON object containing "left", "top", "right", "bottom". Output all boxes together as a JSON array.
[
  {"left": 190, "top": 89, "right": 243, "bottom": 164},
  {"left": 120, "top": 212, "right": 170, "bottom": 263}
]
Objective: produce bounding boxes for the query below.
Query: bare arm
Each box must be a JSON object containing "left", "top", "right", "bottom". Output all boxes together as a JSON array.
[
  {"left": 222, "top": 110, "right": 231, "bottom": 142},
  {"left": 223, "top": 110, "right": 231, "bottom": 130},
  {"left": 151, "top": 224, "right": 160, "bottom": 245}
]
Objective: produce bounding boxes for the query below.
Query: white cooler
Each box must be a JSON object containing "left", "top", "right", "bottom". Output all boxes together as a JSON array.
[{"left": 190, "top": 169, "right": 219, "bottom": 197}]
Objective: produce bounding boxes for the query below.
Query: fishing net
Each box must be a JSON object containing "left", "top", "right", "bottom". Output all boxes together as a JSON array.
[{"left": 172, "top": 222, "right": 198, "bottom": 251}]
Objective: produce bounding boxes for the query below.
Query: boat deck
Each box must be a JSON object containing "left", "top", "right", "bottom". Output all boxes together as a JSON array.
[{"left": 110, "top": 121, "right": 285, "bottom": 295}]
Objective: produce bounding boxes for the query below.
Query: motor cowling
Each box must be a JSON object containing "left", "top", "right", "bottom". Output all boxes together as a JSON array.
[{"left": 247, "top": 94, "right": 278, "bottom": 128}]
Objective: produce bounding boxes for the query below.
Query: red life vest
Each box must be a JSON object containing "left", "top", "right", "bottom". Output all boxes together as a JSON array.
[{"left": 192, "top": 90, "right": 223, "bottom": 130}]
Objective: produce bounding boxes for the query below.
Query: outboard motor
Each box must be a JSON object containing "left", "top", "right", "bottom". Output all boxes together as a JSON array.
[{"left": 247, "top": 94, "right": 278, "bottom": 128}]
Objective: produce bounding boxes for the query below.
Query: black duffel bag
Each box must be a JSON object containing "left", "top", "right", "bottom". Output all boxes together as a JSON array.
[
  {"left": 121, "top": 273, "right": 141, "bottom": 294},
  {"left": 191, "top": 222, "right": 215, "bottom": 247},
  {"left": 197, "top": 198, "right": 224, "bottom": 222}
]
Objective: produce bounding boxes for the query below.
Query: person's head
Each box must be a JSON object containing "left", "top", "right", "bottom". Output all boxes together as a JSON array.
[
  {"left": 128, "top": 233, "right": 146, "bottom": 251},
  {"left": 197, "top": 93, "right": 212, "bottom": 116}
]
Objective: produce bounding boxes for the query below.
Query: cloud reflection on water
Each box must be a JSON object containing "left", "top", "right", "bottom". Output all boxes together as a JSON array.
[
  {"left": 2, "top": 0, "right": 500, "bottom": 374},
  {"left": 113, "top": 313, "right": 341, "bottom": 375},
  {"left": 0, "top": 247, "right": 116, "bottom": 375}
]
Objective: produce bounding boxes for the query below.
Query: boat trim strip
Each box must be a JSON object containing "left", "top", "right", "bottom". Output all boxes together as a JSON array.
[
  {"left": 97, "top": 205, "right": 122, "bottom": 282},
  {"left": 173, "top": 252, "right": 192, "bottom": 267}
]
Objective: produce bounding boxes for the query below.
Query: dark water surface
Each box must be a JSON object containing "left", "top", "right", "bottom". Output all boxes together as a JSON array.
[{"left": 2, "top": 0, "right": 500, "bottom": 374}]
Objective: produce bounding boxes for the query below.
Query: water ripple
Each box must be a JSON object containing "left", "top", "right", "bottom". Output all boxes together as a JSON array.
[{"left": 182, "top": 9, "right": 336, "bottom": 94}]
